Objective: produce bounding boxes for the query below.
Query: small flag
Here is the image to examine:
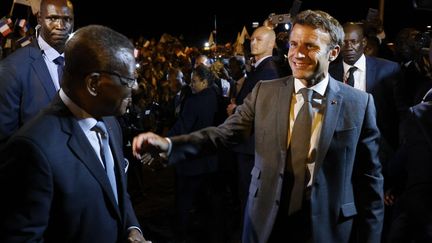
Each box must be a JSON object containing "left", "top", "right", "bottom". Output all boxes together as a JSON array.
[
  {"left": 0, "top": 19, "right": 12, "bottom": 37},
  {"left": 18, "top": 19, "right": 26, "bottom": 28},
  {"left": 17, "top": 35, "right": 32, "bottom": 47},
  {"left": 5, "top": 38, "right": 12, "bottom": 48},
  {"left": 239, "top": 26, "right": 250, "bottom": 44},
  {"left": 208, "top": 32, "right": 215, "bottom": 46}
]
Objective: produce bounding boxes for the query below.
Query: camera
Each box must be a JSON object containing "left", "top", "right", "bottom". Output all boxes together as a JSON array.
[
  {"left": 415, "top": 31, "right": 431, "bottom": 51},
  {"left": 266, "top": 0, "right": 302, "bottom": 26},
  {"left": 268, "top": 13, "right": 292, "bottom": 25}
]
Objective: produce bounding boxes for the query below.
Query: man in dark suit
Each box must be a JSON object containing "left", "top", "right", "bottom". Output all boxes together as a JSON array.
[
  {"left": 329, "top": 22, "right": 401, "bottom": 175},
  {"left": 227, "top": 26, "right": 285, "bottom": 223},
  {"left": 0, "top": 25, "right": 148, "bottom": 243},
  {"left": 167, "top": 65, "right": 223, "bottom": 241},
  {"left": 386, "top": 43, "right": 432, "bottom": 243},
  {"left": 133, "top": 10, "right": 383, "bottom": 243},
  {"left": 387, "top": 88, "right": 432, "bottom": 242},
  {"left": 0, "top": 0, "right": 74, "bottom": 152}
]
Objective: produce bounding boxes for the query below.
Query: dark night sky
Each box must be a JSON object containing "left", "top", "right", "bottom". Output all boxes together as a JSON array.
[{"left": 1, "top": 0, "right": 431, "bottom": 46}]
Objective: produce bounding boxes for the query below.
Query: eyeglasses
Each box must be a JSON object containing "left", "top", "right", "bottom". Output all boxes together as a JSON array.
[{"left": 95, "top": 70, "right": 137, "bottom": 88}]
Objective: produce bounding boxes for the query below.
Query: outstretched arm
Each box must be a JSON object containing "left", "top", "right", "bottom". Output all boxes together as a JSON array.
[{"left": 132, "top": 132, "right": 170, "bottom": 160}]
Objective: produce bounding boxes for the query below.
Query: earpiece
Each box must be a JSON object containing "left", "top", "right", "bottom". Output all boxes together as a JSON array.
[{"left": 88, "top": 86, "right": 97, "bottom": 96}]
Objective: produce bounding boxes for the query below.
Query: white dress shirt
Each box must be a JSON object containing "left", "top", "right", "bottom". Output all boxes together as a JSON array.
[{"left": 288, "top": 76, "right": 328, "bottom": 186}]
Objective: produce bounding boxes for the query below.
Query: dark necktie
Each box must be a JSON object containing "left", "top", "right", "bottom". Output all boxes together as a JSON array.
[
  {"left": 53, "top": 56, "right": 64, "bottom": 84},
  {"left": 93, "top": 121, "right": 118, "bottom": 204},
  {"left": 345, "top": 66, "right": 357, "bottom": 87},
  {"left": 289, "top": 88, "right": 313, "bottom": 215}
]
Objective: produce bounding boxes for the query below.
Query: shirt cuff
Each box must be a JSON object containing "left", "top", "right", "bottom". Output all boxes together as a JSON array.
[
  {"left": 128, "top": 226, "right": 142, "bottom": 235},
  {"left": 165, "top": 137, "right": 172, "bottom": 156}
]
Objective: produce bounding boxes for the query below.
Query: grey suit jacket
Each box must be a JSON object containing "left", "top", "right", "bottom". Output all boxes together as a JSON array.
[{"left": 169, "top": 76, "right": 384, "bottom": 243}]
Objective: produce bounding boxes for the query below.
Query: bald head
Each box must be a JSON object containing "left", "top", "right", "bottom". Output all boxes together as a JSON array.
[
  {"left": 63, "top": 25, "right": 134, "bottom": 86},
  {"left": 250, "top": 26, "right": 276, "bottom": 61},
  {"left": 63, "top": 25, "right": 136, "bottom": 118}
]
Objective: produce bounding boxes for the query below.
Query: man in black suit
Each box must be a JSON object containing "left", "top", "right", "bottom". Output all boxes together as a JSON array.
[
  {"left": 0, "top": 0, "right": 74, "bottom": 152},
  {"left": 167, "top": 65, "right": 223, "bottom": 242},
  {"left": 386, "top": 42, "right": 432, "bottom": 243},
  {"left": 0, "top": 25, "right": 148, "bottom": 243},
  {"left": 227, "top": 26, "right": 285, "bottom": 222},
  {"left": 133, "top": 10, "right": 383, "bottom": 243},
  {"left": 329, "top": 22, "right": 401, "bottom": 173}
]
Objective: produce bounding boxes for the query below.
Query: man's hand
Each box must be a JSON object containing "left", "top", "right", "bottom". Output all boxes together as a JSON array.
[
  {"left": 132, "top": 132, "right": 169, "bottom": 160},
  {"left": 127, "top": 228, "right": 151, "bottom": 243}
]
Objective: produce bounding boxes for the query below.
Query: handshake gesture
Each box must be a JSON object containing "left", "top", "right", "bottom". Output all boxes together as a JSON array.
[{"left": 132, "top": 132, "right": 170, "bottom": 169}]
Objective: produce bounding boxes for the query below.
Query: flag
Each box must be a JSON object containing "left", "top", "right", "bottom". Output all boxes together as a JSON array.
[
  {"left": 0, "top": 18, "right": 12, "bottom": 37},
  {"left": 18, "top": 19, "right": 26, "bottom": 28},
  {"left": 238, "top": 26, "right": 250, "bottom": 45},
  {"left": 5, "top": 38, "right": 12, "bottom": 48},
  {"left": 17, "top": 35, "right": 32, "bottom": 47},
  {"left": 208, "top": 32, "right": 215, "bottom": 46}
]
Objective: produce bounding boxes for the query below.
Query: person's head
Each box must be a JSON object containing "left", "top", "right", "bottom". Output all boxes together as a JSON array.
[
  {"left": 394, "top": 28, "right": 421, "bottom": 63},
  {"left": 228, "top": 56, "right": 246, "bottom": 80},
  {"left": 194, "top": 54, "right": 210, "bottom": 67},
  {"left": 289, "top": 10, "right": 343, "bottom": 86},
  {"left": 167, "top": 68, "right": 184, "bottom": 93},
  {"left": 190, "top": 64, "right": 215, "bottom": 94},
  {"left": 250, "top": 26, "right": 276, "bottom": 61},
  {"left": 340, "top": 22, "right": 367, "bottom": 65},
  {"left": 364, "top": 36, "right": 380, "bottom": 57},
  {"left": 62, "top": 25, "right": 136, "bottom": 118},
  {"left": 37, "top": 0, "right": 74, "bottom": 53}
]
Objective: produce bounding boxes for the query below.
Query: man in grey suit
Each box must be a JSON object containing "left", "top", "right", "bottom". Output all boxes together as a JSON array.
[
  {"left": 133, "top": 10, "right": 384, "bottom": 243},
  {"left": 0, "top": 0, "right": 74, "bottom": 152},
  {"left": 0, "top": 25, "right": 148, "bottom": 243}
]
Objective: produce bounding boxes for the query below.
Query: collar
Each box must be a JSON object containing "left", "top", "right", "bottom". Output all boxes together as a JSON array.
[
  {"left": 59, "top": 89, "right": 97, "bottom": 131},
  {"left": 38, "top": 35, "right": 63, "bottom": 62},
  {"left": 294, "top": 74, "right": 329, "bottom": 97},
  {"left": 343, "top": 54, "right": 366, "bottom": 73},
  {"left": 254, "top": 55, "right": 272, "bottom": 68}
]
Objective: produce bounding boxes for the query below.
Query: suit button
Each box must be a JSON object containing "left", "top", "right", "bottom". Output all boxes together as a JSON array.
[
  {"left": 279, "top": 173, "right": 283, "bottom": 178},
  {"left": 276, "top": 200, "right": 280, "bottom": 206}
]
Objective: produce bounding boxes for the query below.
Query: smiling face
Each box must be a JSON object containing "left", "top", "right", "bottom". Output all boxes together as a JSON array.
[
  {"left": 95, "top": 49, "right": 137, "bottom": 116},
  {"left": 288, "top": 24, "right": 339, "bottom": 86}
]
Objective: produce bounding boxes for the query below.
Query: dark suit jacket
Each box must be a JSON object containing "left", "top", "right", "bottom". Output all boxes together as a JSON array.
[
  {"left": 234, "top": 56, "right": 284, "bottom": 155},
  {"left": 0, "top": 41, "right": 57, "bottom": 150},
  {"left": 0, "top": 97, "right": 140, "bottom": 243},
  {"left": 388, "top": 100, "right": 432, "bottom": 240},
  {"left": 167, "top": 76, "right": 384, "bottom": 243},
  {"left": 168, "top": 87, "right": 219, "bottom": 176},
  {"left": 329, "top": 56, "right": 401, "bottom": 153}
]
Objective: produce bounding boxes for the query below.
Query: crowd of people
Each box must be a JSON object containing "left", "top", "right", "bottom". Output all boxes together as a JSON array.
[{"left": 0, "top": 0, "right": 432, "bottom": 243}]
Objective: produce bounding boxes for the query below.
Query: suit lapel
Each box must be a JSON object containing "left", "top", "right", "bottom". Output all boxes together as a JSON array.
[
  {"left": 58, "top": 109, "right": 122, "bottom": 219},
  {"left": 30, "top": 48, "right": 57, "bottom": 100},
  {"left": 412, "top": 104, "right": 432, "bottom": 150},
  {"left": 314, "top": 78, "right": 343, "bottom": 176},
  {"left": 277, "top": 77, "right": 294, "bottom": 150},
  {"left": 365, "top": 56, "right": 377, "bottom": 93},
  {"left": 329, "top": 60, "right": 344, "bottom": 82}
]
